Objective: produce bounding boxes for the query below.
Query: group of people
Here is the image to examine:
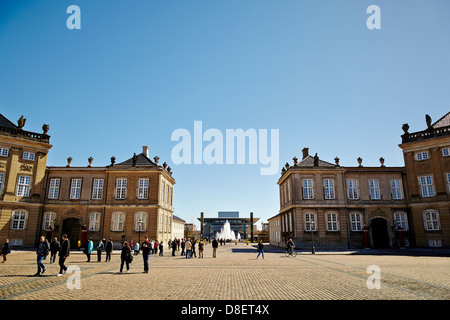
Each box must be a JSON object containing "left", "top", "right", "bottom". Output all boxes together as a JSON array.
[
  {"left": 35, "top": 235, "right": 70, "bottom": 276},
  {"left": 83, "top": 238, "right": 114, "bottom": 262}
]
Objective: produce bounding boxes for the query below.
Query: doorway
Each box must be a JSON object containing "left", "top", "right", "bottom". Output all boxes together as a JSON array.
[
  {"left": 61, "top": 218, "right": 82, "bottom": 249},
  {"left": 370, "top": 218, "right": 390, "bottom": 248}
]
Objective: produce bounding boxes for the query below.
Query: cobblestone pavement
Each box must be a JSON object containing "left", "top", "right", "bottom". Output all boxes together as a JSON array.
[{"left": 0, "top": 243, "right": 449, "bottom": 301}]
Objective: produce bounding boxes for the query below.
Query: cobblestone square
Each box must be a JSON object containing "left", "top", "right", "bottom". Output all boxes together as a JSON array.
[{"left": 1, "top": 243, "right": 449, "bottom": 303}]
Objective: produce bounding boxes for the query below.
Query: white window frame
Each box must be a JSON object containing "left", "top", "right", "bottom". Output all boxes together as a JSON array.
[
  {"left": 137, "top": 178, "right": 149, "bottom": 199},
  {"left": 323, "top": 179, "right": 335, "bottom": 200},
  {"left": 419, "top": 175, "right": 435, "bottom": 198},
  {"left": 0, "top": 147, "right": 9, "bottom": 157},
  {"left": 16, "top": 175, "right": 31, "bottom": 197},
  {"left": 415, "top": 151, "right": 429, "bottom": 161},
  {"left": 442, "top": 147, "right": 450, "bottom": 157},
  {"left": 326, "top": 212, "right": 339, "bottom": 231},
  {"left": 92, "top": 179, "right": 104, "bottom": 200},
  {"left": 48, "top": 178, "right": 60, "bottom": 199},
  {"left": 350, "top": 212, "right": 363, "bottom": 231},
  {"left": 22, "top": 151, "right": 35, "bottom": 161},
  {"left": 391, "top": 179, "right": 403, "bottom": 200},
  {"left": 393, "top": 212, "right": 408, "bottom": 231},
  {"left": 304, "top": 213, "right": 316, "bottom": 231},
  {"left": 42, "top": 212, "right": 57, "bottom": 231},
  {"left": 11, "top": 210, "right": 28, "bottom": 230},
  {"left": 369, "top": 179, "right": 381, "bottom": 200},
  {"left": 347, "top": 179, "right": 359, "bottom": 200},
  {"left": 446, "top": 173, "right": 450, "bottom": 193},
  {"left": 115, "top": 178, "right": 127, "bottom": 199},
  {"left": 428, "top": 240, "right": 442, "bottom": 247},
  {"left": 135, "top": 212, "right": 148, "bottom": 232},
  {"left": 423, "top": 210, "right": 440, "bottom": 231},
  {"left": 302, "top": 179, "right": 314, "bottom": 200},
  {"left": 89, "top": 212, "right": 101, "bottom": 231},
  {"left": 70, "top": 178, "right": 82, "bottom": 199},
  {"left": 111, "top": 212, "right": 125, "bottom": 231}
]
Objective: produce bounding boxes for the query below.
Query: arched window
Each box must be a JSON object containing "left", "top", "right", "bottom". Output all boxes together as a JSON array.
[
  {"left": 393, "top": 211, "right": 408, "bottom": 231},
  {"left": 42, "top": 211, "right": 57, "bottom": 230},
  {"left": 135, "top": 212, "right": 148, "bottom": 232},
  {"left": 111, "top": 212, "right": 125, "bottom": 231},
  {"left": 304, "top": 212, "right": 316, "bottom": 231},
  {"left": 89, "top": 212, "right": 101, "bottom": 231},
  {"left": 326, "top": 212, "right": 339, "bottom": 231},
  {"left": 423, "top": 210, "right": 440, "bottom": 231},
  {"left": 11, "top": 210, "right": 28, "bottom": 230},
  {"left": 349, "top": 212, "right": 363, "bottom": 231}
]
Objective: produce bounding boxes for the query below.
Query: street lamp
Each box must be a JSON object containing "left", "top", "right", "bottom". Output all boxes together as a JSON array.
[
  {"left": 308, "top": 221, "right": 316, "bottom": 254},
  {"left": 137, "top": 220, "right": 143, "bottom": 244}
]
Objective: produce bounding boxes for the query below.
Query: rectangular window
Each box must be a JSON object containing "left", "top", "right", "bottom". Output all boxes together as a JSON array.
[
  {"left": 419, "top": 175, "right": 434, "bottom": 197},
  {"left": 302, "top": 179, "right": 314, "bottom": 199},
  {"left": 369, "top": 179, "right": 381, "bottom": 200},
  {"left": 111, "top": 212, "right": 125, "bottom": 231},
  {"left": 305, "top": 213, "right": 316, "bottom": 231},
  {"left": 326, "top": 213, "right": 339, "bottom": 231},
  {"left": 42, "top": 212, "right": 56, "bottom": 230},
  {"left": 350, "top": 213, "right": 363, "bottom": 231},
  {"left": 22, "top": 152, "right": 35, "bottom": 161},
  {"left": 447, "top": 173, "right": 450, "bottom": 193},
  {"left": 92, "top": 179, "right": 104, "bottom": 200},
  {"left": 428, "top": 240, "right": 442, "bottom": 247},
  {"left": 323, "top": 179, "right": 335, "bottom": 200},
  {"left": 0, "top": 148, "right": 9, "bottom": 157},
  {"left": 16, "top": 176, "right": 31, "bottom": 197},
  {"left": 415, "top": 151, "right": 429, "bottom": 161},
  {"left": 424, "top": 210, "right": 440, "bottom": 231},
  {"left": 137, "top": 178, "right": 149, "bottom": 199},
  {"left": 442, "top": 148, "right": 449, "bottom": 157},
  {"left": 70, "top": 178, "right": 82, "bottom": 199},
  {"left": 89, "top": 212, "right": 100, "bottom": 231},
  {"left": 48, "top": 178, "right": 60, "bottom": 199},
  {"left": 347, "top": 179, "right": 359, "bottom": 200},
  {"left": 391, "top": 179, "right": 403, "bottom": 200},
  {"left": 115, "top": 178, "right": 127, "bottom": 199}
]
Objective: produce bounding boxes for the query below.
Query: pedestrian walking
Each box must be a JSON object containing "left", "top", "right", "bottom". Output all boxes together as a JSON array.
[
  {"left": 105, "top": 238, "right": 113, "bottom": 262},
  {"left": 180, "top": 239, "right": 185, "bottom": 256},
  {"left": 172, "top": 239, "right": 177, "bottom": 256},
  {"left": 58, "top": 234, "right": 70, "bottom": 275},
  {"left": 198, "top": 241, "right": 204, "bottom": 258},
  {"left": 84, "top": 238, "right": 93, "bottom": 262},
  {"left": 119, "top": 241, "right": 132, "bottom": 273},
  {"left": 212, "top": 238, "right": 218, "bottom": 258},
  {"left": 141, "top": 236, "right": 150, "bottom": 273},
  {"left": 154, "top": 240, "right": 158, "bottom": 255},
  {"left": 159, "top": 241, "right": 164, "bottom": 256},
  {"left": 50, "top": 237, "right": 60, "bottom": 264},
  {"left": 97, "top": 239, "right": 104, "bottom": 262},
  {"left": 134, "top": 241, "right": 140, "bottom": 255},
  {"left": 256, "top": 240, "right": 264, "bottom": 259},
  {"left": 34, "top": 236, "right": 49, "bottom": 276},
  {"left": 1, "top": 239, "right": 11, "bottom": 263},
  {"left": 185, "top": 238, "right": 192, "bottom": 259},
  {"left": 192, "top": 240, "right": 197, "bottom": 258}
]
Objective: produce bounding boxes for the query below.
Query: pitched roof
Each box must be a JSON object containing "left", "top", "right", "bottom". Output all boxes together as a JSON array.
[
  {"left": 116, "top": 152, "right": 157, "bottom": 167},
  {"left": 432, "top": 111, "right": 450, "bottom": 129},
  {"left": 0, "top": 114, "right": 18, "bottom": 129},
  {"left": 296, "top": 155, "right": 335, "bottom": 167}
]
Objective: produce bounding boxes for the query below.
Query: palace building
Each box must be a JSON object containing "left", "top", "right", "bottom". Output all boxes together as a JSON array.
[
  {"left": 0, "top": 113, "right": 176, "bottom": 248},
  {"left": 271, "top": 113, "right": 450, "bottom": 249}
]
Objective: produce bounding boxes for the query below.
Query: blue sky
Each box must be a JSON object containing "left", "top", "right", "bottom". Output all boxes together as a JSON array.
[{"left": 1, "top": 0, "right": 449, "bottom": 227}]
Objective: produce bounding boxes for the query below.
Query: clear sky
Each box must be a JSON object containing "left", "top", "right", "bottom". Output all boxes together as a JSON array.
[{"left": 1, "top": 0, "right": 449, "bottom": 227}]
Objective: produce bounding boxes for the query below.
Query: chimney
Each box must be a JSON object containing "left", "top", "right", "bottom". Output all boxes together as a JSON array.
[
  {"left": 302, "top": 147, "right": 309, "bottom": 160},
  {"left": 142, "top": 146, "right": 149, "bottom": 158}
]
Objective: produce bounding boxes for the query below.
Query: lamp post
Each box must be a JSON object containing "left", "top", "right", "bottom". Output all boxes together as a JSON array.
[
  {"left": 137, "top": 220, "right": 143, "bottom": 244},
  {"left": 308, "top": 221, "right": 315, "bottom": 254}
]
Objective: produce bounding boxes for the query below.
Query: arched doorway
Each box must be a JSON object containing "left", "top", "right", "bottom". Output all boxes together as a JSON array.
[
  {"left": 370, "top": 218, "right": 390, "bottom": 248},
  {"left": 61, "top": 218, "right": 82, "bottom": 249}
]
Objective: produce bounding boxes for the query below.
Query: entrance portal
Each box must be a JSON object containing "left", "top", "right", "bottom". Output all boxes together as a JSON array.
[
  {"left": 61, "top": 218, "right": 82, "bottom": 249},
  {"left": 370, "top": 218, "right": 390, "bottom": 248}
]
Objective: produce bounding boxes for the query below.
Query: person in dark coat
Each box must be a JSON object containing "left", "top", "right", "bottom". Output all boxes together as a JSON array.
[
  {"left": 141, "top": 236, "right": 150, "bottom": 273},
  {"left": 212, "top": 238, "right": 218, "bottom": 258},
  {"left": 35, "top": 236, "right": 49, "bottom": 276},
  {"left": 119, "top": 241, "right": 132, "bottom": 273},
  {"left": 58, "top": 234, "right": 70, "bottom": 276},
  {"left": 1, "top": 238, "right": 11, "bottom": 263},
  {"left": 105, "top": 238, "right": 113, "bottom": 262},
  {"left": 50, "top": 237, "right": 60, "bottom": 264},
  {"left": 96, "top": 240, "right": 104, "bottom": 262}
]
